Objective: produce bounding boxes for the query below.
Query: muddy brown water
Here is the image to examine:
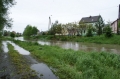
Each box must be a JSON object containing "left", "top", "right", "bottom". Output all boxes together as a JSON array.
[
  {"left": 15, "top": 37, "right": 120, "bottom": 54},
  {"left": 2, "top": 41, "right": 58, "bottom": 79}
]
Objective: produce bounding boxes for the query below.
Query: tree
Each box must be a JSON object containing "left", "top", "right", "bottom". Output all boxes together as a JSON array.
[
  {"left": 78, "top": 22, "right": 87, "bottom": 36},
  {"left": 10, "top": 32, "right": 15, "bottom": 38},
  {"left": 32, "top": 26, "right": 38, "bottom": 36},
  {"left": 48, "top": 20, "right": 59, "bottom": 36},
  {"left": 104, "top": 25, "right": 113, "bottom": 38},
  {"left": 95, "top": 17, "right": 104, "bottom": 36},
  {"left": 86, "top": 27, "right": 93, "bottom": 37},
  {"left": 23, "top": 25, "right": 33, "bottom": 38},
  {"left": 0, "top": 0, "right": 15, "bottom": 35},
  {"left": 56, "top": 24, "right": 62, "bottom": 35}
]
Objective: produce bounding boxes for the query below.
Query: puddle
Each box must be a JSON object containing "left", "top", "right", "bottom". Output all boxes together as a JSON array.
[
  {"left": 5, "top": 41, "right": 58, "bottom": 79},
  {"left": 3, "top": 41, "right": 58, "bottom": 79},
  {"left": 2, "top": 41, "right": 9, "bottom": 53},
  {"left": 31, "top": 63, "right": 58, "bottom": 79},
  {"left": 7, "top": 41, "right": 30, "bottom": 55}
]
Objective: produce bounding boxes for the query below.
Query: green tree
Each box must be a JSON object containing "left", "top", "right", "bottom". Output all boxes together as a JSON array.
[
  {"left": 86, "top": 28, "right": 93, "bottom": 37},
  {"left": 0, "top": 0, "right": 15, "bottom": 36},
  {"left": 32, "top": 26, "right": 38, "bottom": 36},
  {"left": 95, "top": 16, "right": 104, "bottom": 36},
  {"left": 104, "top": 25, "right": 113, "bottom": 38},
  {"left": 56, "top": 24, "right": 62, "bottom": 35},
  {"left": 23, "top": 25, "right": 33, "bottom": 38},
  {"left": 48, "top": 20, "right": 59, "bottom": 36},
  {"left": 10, "top": 32, "right": 15, "bottom": 38},
  {"left": 79, "top": 22, "right": 87, "bottom": 36}
]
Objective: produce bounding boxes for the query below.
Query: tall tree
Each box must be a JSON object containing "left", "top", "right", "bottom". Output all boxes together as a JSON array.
[
  {"left": 56, "top": 24, "right": 62, "bottom": 35},
  {"left": 78, "top": 22, "right": 87, "bottom": 36},
  {"left": 23, "top": 25, "right": 33, "bottom": 38},
  {"left": 95, "top": 17, "right": 104, "bottom": 36},
  {"left": 0, "top": 0, "right": 15, "bottom": 32},
  {"left": 32, "top": 26, "right": 38, "bottom": 36}
]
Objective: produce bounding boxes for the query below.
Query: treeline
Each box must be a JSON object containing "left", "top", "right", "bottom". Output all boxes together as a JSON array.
[
  {"left": 47, "top": 20, "right": 113, "bottom": 38},
  {"left": 23, "top": 25, "right": 39, "bottom": 39}
]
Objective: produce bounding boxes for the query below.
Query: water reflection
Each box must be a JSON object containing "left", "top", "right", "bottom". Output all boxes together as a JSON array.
[
  {"left": 15, "top": 37, "right": 120, "bottom": 54},
  {"left": 3, "top": 40, "right": 58, "bottom": 79},
  {"left": 31, "top": 63, "right": 58, "bottom": 79},
  {"left": 2, "top": 41, "right": 9, "bottom": 53},
  {"left": 7, "top": 41, "right": 30, "bottom": 55}
]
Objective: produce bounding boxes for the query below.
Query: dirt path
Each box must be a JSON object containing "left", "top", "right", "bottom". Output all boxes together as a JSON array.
[
  {"left": 0, "top": 41, "right": 58, "bottom": 79},
  {"left": 0, "top": 52, "right": 16, "bottom": 79}
]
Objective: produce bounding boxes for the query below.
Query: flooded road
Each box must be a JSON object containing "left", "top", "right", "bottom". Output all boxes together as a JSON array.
[
  {"left": 31, "top": 63, "right": 58, "bottom": 79},
  {"left": 15, "top": 37, "right": 120, "bottom": 54},
  {"left": 2, "top": 41, "right": 9, "bottom": 53},
  {"left": 2, "top": 41, "right": 58, "bottom": 79}
]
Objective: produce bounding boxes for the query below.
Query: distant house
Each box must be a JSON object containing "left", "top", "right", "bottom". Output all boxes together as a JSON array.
[
  {"left": 79, "top": 15, "right": 103, "bottom": 36},
  {"left": 111, "top": 4, "right": 120, "bottom": 34},
  {"left": 111, "top": 19, "right": 120, "bottom": 33}
]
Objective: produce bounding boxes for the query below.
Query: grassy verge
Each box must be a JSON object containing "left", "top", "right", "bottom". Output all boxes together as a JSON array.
[
  {"left": 13, "top": 40, "right": 120, "bottom": 79},
  {"left": 7, "top": 43, "right": 37, "bottom": 79},
  {"left": 37, "top": 35, "right": 120, "bottom": 45}
]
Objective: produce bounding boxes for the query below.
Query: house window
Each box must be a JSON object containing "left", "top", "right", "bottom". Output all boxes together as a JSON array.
[
  {"left": 92, "top": 19, "right": 94, "bottom": 21},
  {"left": 83, "top": 20, "right": 84, "bottom": 22}
]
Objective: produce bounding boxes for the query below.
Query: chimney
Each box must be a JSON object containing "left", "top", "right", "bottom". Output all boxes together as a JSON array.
[{"left": 118, "top": 4, "right": 120, "bottom": 19}]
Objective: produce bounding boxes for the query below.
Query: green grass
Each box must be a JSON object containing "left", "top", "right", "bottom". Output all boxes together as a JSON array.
[
  {"left": 13, "top": 40, "right": 120, "bottom": 79},
  {"left": 7, "top": 43, "right": 37, "bottom": 79},
  {"left": 38, "top": 35, "right": 120, "bottom": 45}
]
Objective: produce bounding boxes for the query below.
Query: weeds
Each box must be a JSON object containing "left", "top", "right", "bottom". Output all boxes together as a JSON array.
[
  {"left": 13, "top": 40, "right": 120, "bottom": 79},
  {"left": 7, "top": 43, "right": 37, "bottom": 79}
]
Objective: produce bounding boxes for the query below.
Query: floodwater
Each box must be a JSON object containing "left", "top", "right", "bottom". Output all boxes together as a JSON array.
[
  {"left": 15, "top": 37, "right": 120, "bottom": 54},
  {"left": 7, "top": 41, "right": 30, "bottom": 55},
  {"left": 31, "top": 63, "right": 58, "bottom": 79},
  {"left": 2, "top": 41, "right": 58, "bottom": 79},
  {"left": 2, "top": 41, "right": 9, "bottom": 53}
]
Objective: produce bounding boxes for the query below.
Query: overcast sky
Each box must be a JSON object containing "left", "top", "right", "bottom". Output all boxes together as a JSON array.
[{"left": 5, "top": 0, "right": 120, "bottom": 33}]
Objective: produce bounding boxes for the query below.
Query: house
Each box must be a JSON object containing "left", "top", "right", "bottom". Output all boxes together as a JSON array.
[
  {"left": 79, "top": 15, "right": 103, "bottom": 36},
  {"left": 111, "top": 4, "right": 120, "bottom": 34},
  {"left": 111, "top": 19, "right": 120, "bottom": 33}
]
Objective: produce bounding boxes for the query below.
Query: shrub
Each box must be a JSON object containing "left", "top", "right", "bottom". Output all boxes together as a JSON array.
[
  {"left": 10, "top": 32, "right": 15, "bottom": 38},
  {"left": 104, "top": 26, "right": 113, "bottom": 38},
  {"left": 86, "top": 28, "right": 93, "bottom": 37}
]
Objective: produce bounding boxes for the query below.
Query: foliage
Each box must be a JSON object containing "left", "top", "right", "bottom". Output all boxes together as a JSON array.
[
  {"left": 79, "top": 22, "right": 87, "bottom": 36},
  {"left": 86, "top": 28, "right": 93, "bottom": 37},
  {"left": 13, "top": 40, "right": 120, "bottom": 79},
  {"left": 48, "top": 21, "right": 62, "bottom": 35},
  {"left": 23, "top": 25, "right": 38, "bottom": 39},
  {"left": 32, "top": 26, "right": 38, "bottom": 35},
  {"left": 10, "top": 32, "right": 15, "bottom": 38},
  {"left": 104, "top": 25, "right": 113, "bottom": 38},
  {"left": 0, "top": 0, "right": 15, "bottom": 32},
  {"left": 95, "top": 16, "right": 104, "bottom": 36}
]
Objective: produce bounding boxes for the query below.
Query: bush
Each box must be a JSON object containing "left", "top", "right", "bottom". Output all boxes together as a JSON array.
[
  {"left": 10, "top": 32, "right": 15, "bottom": 38},
  {"left": 104, "top": 26, "right": 113, "bottom": 38},
  {"left": 86, "top": 28, "right": 93, "bottom": 37}
]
